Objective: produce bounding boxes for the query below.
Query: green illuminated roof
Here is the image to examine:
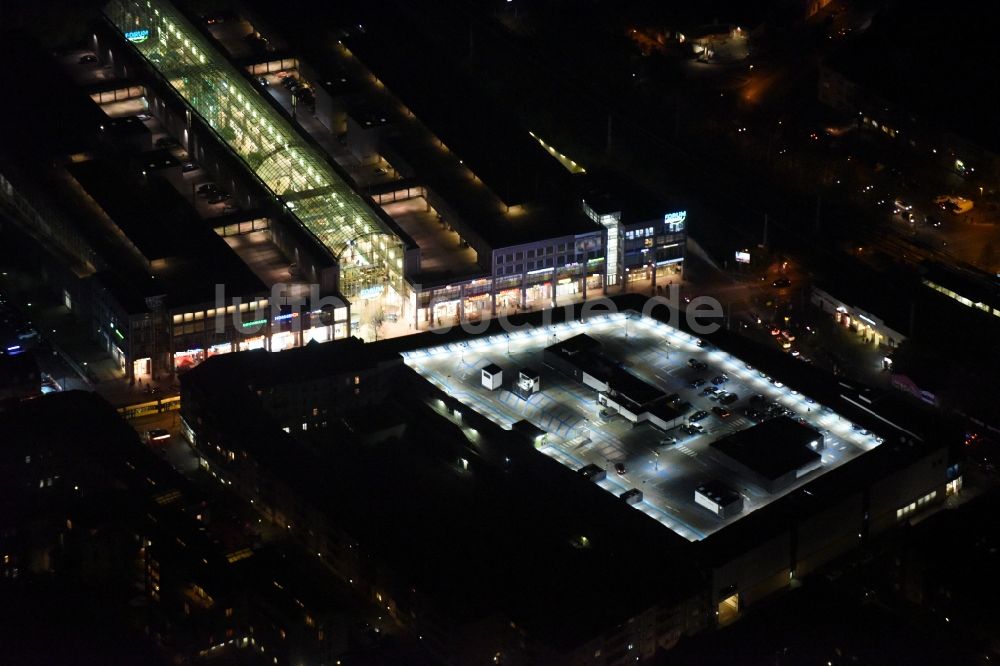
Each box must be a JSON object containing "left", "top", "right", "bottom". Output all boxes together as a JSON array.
[{"left": 104, "top": 0, "right": 403, "bottom": 294}]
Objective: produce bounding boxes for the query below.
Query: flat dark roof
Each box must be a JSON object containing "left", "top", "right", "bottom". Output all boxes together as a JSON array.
[
  {"left": 346, "top": 104, "right": 393, "bottom": 128},
  {"left": 66, "top": 158, "right": 265, "bottom": 308},
  {"left": 103, "top": 115, "right": 151, "bottom": 137},
  {"left": 544, "top": 334, "right": 617, "bottom": 384},
  {"left": 645, "top": 400, "right": 686, "bottom": 423},
  {"left": 710, "top": 416, "right": 822, "bottom": 482},
  {"left": 696, "top": 480, "right": 742, "bottom": 507},
  {"left": 317, "top": 69, "right": 362, "bottom": 97},
  {"left": 581, "top": 170, "right": 684, "bottom": 225},
  {"left": 186, "top": 337, "right": 394, "bottom": 393},
  {"left": 547, "top": 332, "right": 602, "bottom": 356},
  {"left": 68, "top": 158, "right": 181, "bottom": 260},
  {"left": 382, "top": 131, "right": 600, "bottom": 248},
  {"left": 547, "top": 333, "right": 667, "bottom": 407},
  {"left": 608, "top": 366, "right": 664, "bottom": 408},
  {"left": 343, "top": 19, "right": 575, "bottom": 208},
  {"left": 134, "top": 148, "right": 182, "bottom": 171}
]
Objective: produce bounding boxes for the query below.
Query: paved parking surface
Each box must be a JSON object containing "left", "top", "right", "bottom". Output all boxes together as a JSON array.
[{"left": 403, "top": 313, "right": 882, "bottom": 541}]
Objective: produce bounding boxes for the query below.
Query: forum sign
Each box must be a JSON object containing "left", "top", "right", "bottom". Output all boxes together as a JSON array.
[{"left": 125, "top": 28, "right": 150, "bottom": 43}]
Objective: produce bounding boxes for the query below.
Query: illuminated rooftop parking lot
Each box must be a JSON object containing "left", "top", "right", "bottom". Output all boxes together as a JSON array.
[{"left": 402, "top": 313, "right": 884, "bottom": 541}]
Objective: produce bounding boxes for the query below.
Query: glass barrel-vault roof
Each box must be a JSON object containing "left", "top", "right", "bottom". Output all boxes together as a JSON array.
[{"left": 103, "top": 0, "right": 403, "bottom": 296}]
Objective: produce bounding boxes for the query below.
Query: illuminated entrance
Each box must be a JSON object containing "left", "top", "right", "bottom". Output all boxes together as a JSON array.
[
  {"left": 133, "top": 356, "right": 151, "bottom": 378},
  {"left": 718, "top": 592, "right": 740, "bottom": 626}
]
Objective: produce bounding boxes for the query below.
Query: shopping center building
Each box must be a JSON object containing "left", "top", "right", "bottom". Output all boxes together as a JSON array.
[
  {"left": 97, "top": 0, "right": 686, "bottom": 340},
  {"left": 180, "top": 300, "right": 961, "bottom": 663},
  {"left": 3, "top": 0, "right": 687, "bottom": 378}
]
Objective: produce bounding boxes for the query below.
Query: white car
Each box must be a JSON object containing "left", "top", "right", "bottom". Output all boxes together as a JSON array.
[{"left": 145, "top": 429, "right": 171, "bottom": 444}]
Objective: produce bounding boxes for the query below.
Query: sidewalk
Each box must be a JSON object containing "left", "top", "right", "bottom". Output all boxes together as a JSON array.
[
  {"left": 796, "top": 306, "right": 892, "bottom": 388},
  {"left": 0, "top": 265, "right": 178, "bottom": 407}
]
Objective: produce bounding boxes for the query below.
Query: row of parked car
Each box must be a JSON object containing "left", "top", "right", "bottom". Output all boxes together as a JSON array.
[
  {"left": 264, "top": 72, "right": 316, "bottom": 107},
  {"left": 892, "top": 195, "right": 974, "bottom": 227},
  {"left": 196, "top": 182, "right": 240, "bottom": 213}
]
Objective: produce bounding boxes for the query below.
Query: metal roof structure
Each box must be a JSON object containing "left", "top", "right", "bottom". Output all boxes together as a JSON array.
[{"left": 104, "top": 0, "right": 404, "bottom": 298}]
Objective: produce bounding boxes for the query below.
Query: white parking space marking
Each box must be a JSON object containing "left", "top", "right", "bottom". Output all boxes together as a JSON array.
[{"left": 403, "top": 313, "right": 883, "bottom": 542}]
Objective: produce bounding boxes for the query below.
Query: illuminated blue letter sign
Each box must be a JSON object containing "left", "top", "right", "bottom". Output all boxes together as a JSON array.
[
  {"left": 664, "top": 210, "right": 686, "bottom": 231},
  {"left": 126, "top": 28, "right": 150, "bottom": 43}
]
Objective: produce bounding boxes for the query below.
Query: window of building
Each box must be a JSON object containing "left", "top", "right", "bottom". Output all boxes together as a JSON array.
[{"left": 896, "top": 490, "right": 938, "bottom": 519}]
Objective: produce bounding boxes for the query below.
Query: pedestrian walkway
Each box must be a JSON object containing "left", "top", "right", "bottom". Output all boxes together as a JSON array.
[
  {"left": 0, "top": 266, "right": 179, "bottom": 407},
  {"left": 797, "top": 307, "right": 892, "bottom": 389}
]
